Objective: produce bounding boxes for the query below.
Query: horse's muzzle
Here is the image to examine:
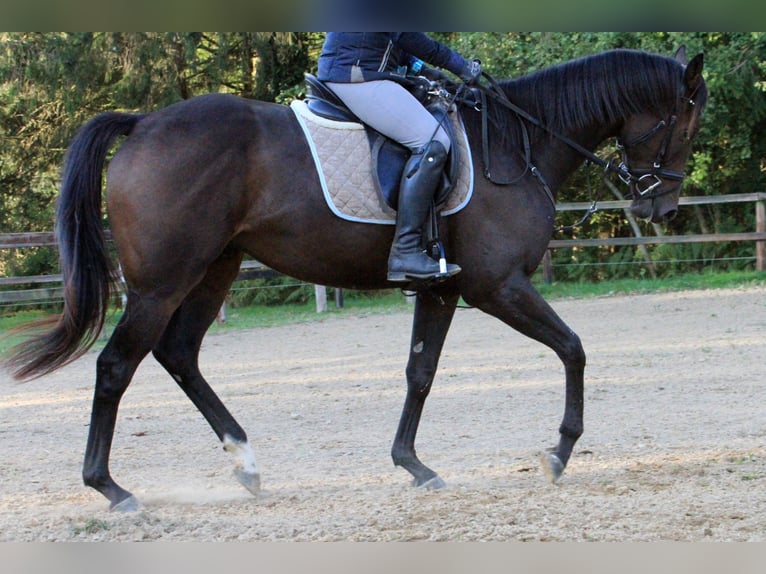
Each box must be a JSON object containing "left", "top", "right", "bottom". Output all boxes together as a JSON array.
[
  {"left": 630, "top": 198, "right": 678, "bottom": 223},
  {"left": 659, "top": 207, "right": 678, "bottom": 222}
]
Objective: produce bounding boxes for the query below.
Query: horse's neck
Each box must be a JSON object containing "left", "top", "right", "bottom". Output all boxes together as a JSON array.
[
  {"left": 530, "top": 122, "right": 616, "bottom": 192},
  {"left": 506, "top": 86, "right": 618, "bottom": 193}
]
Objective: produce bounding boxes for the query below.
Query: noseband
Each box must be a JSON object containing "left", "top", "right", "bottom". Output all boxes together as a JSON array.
[{"left": 614, "top": 113, "right": 685, "bottom": 200}]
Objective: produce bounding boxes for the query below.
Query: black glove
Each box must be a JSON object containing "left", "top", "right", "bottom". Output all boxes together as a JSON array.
[{"left": 459, "top": 58, "right": 482, "bottom": 84}]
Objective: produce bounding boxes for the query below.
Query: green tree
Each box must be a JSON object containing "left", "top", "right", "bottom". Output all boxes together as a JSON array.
[
  {"left": 438, "top": 32, "right": 765, "bottom": 276},
  {"left": 0, "top": 32, "right": 311, "bottom": 278},
  {"left": 2, "top": 32, "right": 764, "bottom": 282}
]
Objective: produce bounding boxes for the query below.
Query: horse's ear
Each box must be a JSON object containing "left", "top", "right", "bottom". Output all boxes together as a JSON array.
[
  {"left": 674, "top": 45, "right": 688, "bottom": 65},
  {"left": 684, "top": 53, "right": 704, "bottom": 96}
]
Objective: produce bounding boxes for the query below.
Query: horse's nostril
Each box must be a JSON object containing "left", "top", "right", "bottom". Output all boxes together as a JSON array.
[
  {"left": 630, "top": 201, "right": 652, "bottom": 220},
  {"left": 663, "top": 209, "right": 678, "bottom": 222}
]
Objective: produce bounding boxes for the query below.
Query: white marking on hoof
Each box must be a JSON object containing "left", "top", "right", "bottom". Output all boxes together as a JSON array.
[
  {"left": 540, "top": 452, "right": 565, "bottom": 483},
  {"left": 110, "top": 495, "right": 140, "bottom": 513},
  {"left": 233, "top": 467, "right": 261, "bottom": 496},
  {"left": 414, "top": 475, "right": 446, "bottom": 490},
  {"left": 223, "top": 435, "right": 260, "bottom": 495}
]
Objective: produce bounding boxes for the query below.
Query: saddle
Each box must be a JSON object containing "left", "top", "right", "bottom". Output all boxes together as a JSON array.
[{"left": 303, "top": 73, "right": 460, "bottom": 210}]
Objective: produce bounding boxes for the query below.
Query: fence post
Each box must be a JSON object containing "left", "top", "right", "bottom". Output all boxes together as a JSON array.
[
  {"left": 605, "top": 179, "right": 657, "bottom": 278},
  {"left": 542, "top": 250, "right": 554, "bottom": 284},
  {"left": 757, "top": 196, "right": 765, "bottom": 272},
  {"left": 314, "top": 285, "right": 328, "bottom": 313}
]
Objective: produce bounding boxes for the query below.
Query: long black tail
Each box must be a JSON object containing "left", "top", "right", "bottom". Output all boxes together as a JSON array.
[{"left": 5, "top": 112, "right": 143, "bottom": 380}]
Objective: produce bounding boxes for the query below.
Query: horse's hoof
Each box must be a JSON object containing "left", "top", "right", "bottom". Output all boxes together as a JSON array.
[
  {"left": 234, "top": 467, "right": 261, "bottom": 496},
  {"left": 413, "top": 475, "right": 446, "bottom": 490},
  {"left": 540, "top": 452, "right": 565, "bottom": 483},
  {"left": 110, "top": 495, "right": 140, "bottom": 513}
]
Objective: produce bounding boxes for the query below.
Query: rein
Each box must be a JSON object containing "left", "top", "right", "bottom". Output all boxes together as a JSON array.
[{"left": 471, "top": 71, "right": 686, "bottom": 225}]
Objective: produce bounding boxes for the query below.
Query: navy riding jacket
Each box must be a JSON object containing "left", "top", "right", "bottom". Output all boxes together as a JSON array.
[{"left": 317, "top": 32, "right": 467, "bottom": 83}]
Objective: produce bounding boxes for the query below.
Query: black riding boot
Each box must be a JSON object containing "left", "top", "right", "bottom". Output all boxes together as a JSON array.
[{"left": 387, "top": 141, "right": 461, "bottom": 282}]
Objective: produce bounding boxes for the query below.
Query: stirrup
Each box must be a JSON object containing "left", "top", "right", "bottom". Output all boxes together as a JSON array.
[{"left": 387, "top": 262, "right": 461, "bottom": 283}]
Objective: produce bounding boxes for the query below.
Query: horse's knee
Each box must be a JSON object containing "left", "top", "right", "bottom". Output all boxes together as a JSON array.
[
  {"left": 406, "top": 363, "right": 436, "bottom": 396},
  {"left": 560, "top": 331, "right": 586, "bottom": 370}
]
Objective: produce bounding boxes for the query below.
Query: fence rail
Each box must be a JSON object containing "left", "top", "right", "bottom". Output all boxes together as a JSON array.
[
  {"left": 2, "top": 193, "right": 764, "bottom": 305},
  {"left": 542, "top": 192, "right": 765, "bottom": 283},
  {"left": 0, "top": 259, "right": 277, "bottom": 306}
]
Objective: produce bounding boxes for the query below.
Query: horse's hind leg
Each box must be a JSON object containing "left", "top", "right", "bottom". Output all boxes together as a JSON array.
[
  {"left": 83, "top": 294, "right": 175, "bottom": 511},
  {"left": 391, "top": 287, "right": 459, "bottom": 488},
  {"left": 151, "top": 249, "right": 260, "bottom": 496}
]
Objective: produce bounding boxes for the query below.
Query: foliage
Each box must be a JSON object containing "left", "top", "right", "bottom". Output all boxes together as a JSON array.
[
  {"left": 443, "top": 32, "right": 766, "bottom": 199},
  {"left": 228, "top": 276, "right": 314, "bottom": 307},
  {"left": 1, "top": 32, "right": 764, "bottom": 293},
  {"left": 441, "top": 32, "right": 766, "bottom": 280},
  {"left": 0, "top": 32, "right": 314, "bottom": 275}
]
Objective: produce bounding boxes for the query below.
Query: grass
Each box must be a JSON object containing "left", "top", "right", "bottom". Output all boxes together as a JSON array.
[
  {"left": 1, "top": 270, "right": 764, "bottom": 357},
  {"left": 0, "top": 290, "right": 413, "bottom": 356},
  {"left": 207, "top": 289, "right": 412, "bottom": 334},
  {"left": 71, "top": 518, "right": 110, "bottom": 536},
  {"left": 535, "top": 269, "right": 766, "bottom": 300}
]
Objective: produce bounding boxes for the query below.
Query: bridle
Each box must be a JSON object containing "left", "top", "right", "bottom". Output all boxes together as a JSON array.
[
  {"left": 614, "top": 113, "right": 685, "bottom": 200},
  {"left": 472, "top": 71, "right": 691, "bottom": 203}
]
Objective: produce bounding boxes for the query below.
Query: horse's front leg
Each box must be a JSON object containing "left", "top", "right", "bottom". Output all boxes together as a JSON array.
[
  {"left": 391, "top": 287, "right": 459, "bottom": 489},
  {"left": 468, "top": 274, "right": 585, "bottom": 482}
]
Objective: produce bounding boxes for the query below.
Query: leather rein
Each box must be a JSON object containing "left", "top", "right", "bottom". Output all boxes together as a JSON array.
[{"left": 471, "top": 72, "right": 686, "bottom": 209}]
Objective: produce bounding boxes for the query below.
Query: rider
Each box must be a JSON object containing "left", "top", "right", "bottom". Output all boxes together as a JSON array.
[{"left": 317, "top": 33, "right": 482, "bottom": 283}]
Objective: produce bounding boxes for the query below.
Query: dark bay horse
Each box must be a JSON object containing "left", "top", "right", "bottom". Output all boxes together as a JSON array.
[{"left": 6, "top": 48, "right": 706, "bottom": 511}]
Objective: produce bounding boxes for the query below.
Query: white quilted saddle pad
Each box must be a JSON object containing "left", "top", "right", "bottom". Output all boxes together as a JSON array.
[{"left": 290, "top": 99, "right": 474, "bottom": 225}]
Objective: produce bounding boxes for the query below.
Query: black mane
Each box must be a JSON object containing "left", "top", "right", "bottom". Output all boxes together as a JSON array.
[{"left": 493, "top": 49, "right": 686, "bottom": 135}]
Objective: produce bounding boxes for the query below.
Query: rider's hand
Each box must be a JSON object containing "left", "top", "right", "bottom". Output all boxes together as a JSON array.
[{"left": 459, "top": 59, "right": 482, "bottom": 85}]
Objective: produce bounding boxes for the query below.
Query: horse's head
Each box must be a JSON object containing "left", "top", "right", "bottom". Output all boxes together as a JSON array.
[{"left": 619, "top": 48, "right": 707, "bottom": 223}]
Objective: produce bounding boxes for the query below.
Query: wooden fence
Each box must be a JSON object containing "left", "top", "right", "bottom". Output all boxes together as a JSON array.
[
  {"left": 542, "top": 192, "right": 766, "bottom": 283},
  {"left": 1, "top": 192, "right": 764, "bottom": 307}
]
